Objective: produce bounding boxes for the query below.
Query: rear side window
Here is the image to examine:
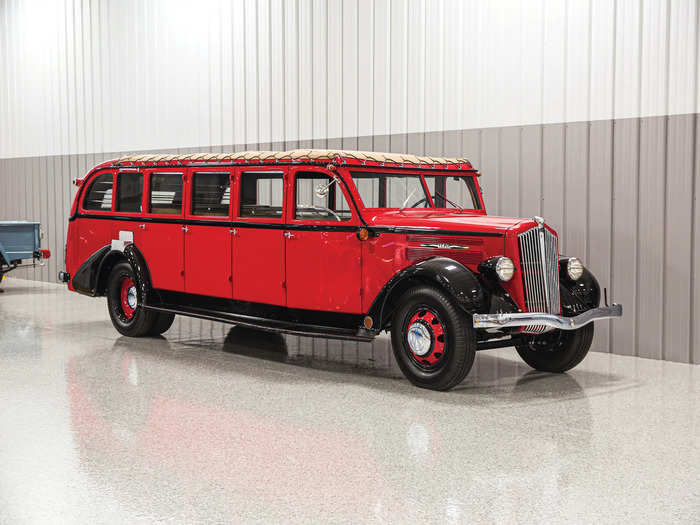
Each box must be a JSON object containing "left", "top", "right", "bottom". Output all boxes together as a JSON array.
[
  {"left": 150, "top": 173, "right": 183, "bottom": 215},
  {"left": 192, "top": 172, "right": 231, "bottom": 216},
  {"left": 240, "top": 172, "right": 283, "bottom": 218},
  {"left": 116, "top": 172, "right": 143, "bottom": 213},
  {"left": 83, "top": 173, "right": 113, "bottom": 211}
]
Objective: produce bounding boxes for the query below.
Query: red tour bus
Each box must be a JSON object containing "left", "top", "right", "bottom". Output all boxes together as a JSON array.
[{"left": 59, "top": 150, "right": 621, "bottom": 390}]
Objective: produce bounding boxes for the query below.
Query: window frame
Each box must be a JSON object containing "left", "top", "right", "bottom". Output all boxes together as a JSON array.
[
  {"left": 114, "top": 170, "right": 145, "bottom": 216},
  {"left": 348, "top": 168, "right": 485, "bottom": 213},
  {"left": 186, "top": 168, "right": 233, "bottom": 220},
  {"left": 289, "top": 166, "right": 358, "bottom": 225},
  {"left": 348, "top": 168, "right": 434, "bottom": 210},
  {"left": 145, "top": 170, "right": 184, "bottom": 217},
  {"left": 235, "top": 167, "right": 286, "bottom": 223},
  {"left": 421, "top": 173, "right": 485, "bottom": 212},
  {"left": 80, "top": 170, "right": 115, "bottom": 214}
]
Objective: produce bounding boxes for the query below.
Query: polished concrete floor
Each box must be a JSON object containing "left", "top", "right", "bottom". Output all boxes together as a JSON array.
[{"left": 0, "top": 278, "right": 698, "bottom": 524}]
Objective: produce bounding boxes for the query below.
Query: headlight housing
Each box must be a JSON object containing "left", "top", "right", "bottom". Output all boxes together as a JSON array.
[
  {"left": 567, "top": 257, "right": 584, "bottom": 280},
  {"left": 495, "top": 257, "right": 515, "bottom": 282}
]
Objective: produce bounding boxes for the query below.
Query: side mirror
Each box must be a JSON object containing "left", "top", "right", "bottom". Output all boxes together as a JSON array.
[{"left": 314, "top": 175, "right": 339, "bottom": 199}]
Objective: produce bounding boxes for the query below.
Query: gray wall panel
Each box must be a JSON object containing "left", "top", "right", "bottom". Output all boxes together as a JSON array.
[
  {"left": 563, "top": 122, "right": 589, "bottom": 259},
  {"left": 542, "top": 125, "right": 565, "bottom": 236},
  {"left": 611, "top": 118, "right": 640, "bottom": 356},
  {"left": 480, "top": 128, "right": 500, "bottom": 214},
  {"left": 586, "top": 120, "right": 614, "bottom": 353},
  {"left": 693, "top": 116, "right": 700, "bottom": 364},
  {"left": 519, "top": 125, "right": 543, "bottom": 219},
  {"left": 636, "top": 117, "right": 666, "bottom": 360},
  {"left": 663, "top": 114, "right": 695, "bottom": 363},
  {"left": 500, "top": 127, "right": 521, "bottom": 217}
]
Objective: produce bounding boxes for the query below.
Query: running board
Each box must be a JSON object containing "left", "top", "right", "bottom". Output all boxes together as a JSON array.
[{"left": 143, "top": 303, "right": 375, "bottom": 342}]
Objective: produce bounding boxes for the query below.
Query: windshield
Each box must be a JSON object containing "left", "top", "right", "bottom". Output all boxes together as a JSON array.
[
  {"left": 422, "top": 175, "right": 482, "bottom": 210},
  {"left": 350, "top": 172, "right": 431, "bottom": 208},
  {"left": 350, "top": 171, "right": 481, "bottom": 210}
]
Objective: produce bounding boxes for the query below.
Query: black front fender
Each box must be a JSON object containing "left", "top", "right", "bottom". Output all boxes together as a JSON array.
[
  {"left": 558, "top": 257, "right": 601, "bottom": 315},
  {"left": 367, "top": 257, "right": 486, "bottom": 330}
]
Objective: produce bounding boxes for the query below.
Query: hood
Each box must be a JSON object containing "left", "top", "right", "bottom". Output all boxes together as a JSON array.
[{"left": 365, "top": 210, "right": 534, "bottom": 234}]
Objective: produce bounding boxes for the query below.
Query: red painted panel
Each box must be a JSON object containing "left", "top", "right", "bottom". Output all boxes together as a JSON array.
[
  {"left": 185, "top": 226, "right": 232, "bottom": 298},
  {"left": 232, "top": 228, "right": 285, "bottom": 305},
  {"left": 285, "top": 230, "right": 362, "bottom": 313},
  {"left": 135, "top": 222, "right": 184, "bottom": 292}
]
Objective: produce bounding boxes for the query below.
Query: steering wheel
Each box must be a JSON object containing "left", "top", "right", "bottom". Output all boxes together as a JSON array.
[
  {"left": 409, "top": 197, "right": 429, "bottom": 208},
  {"left": 297, "top": 204, "right": 342, "bottom": 221}
]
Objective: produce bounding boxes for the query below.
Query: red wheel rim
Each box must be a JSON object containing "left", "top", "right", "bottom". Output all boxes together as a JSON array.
[
  {"left": 405, "top": 308, "right": 446, "bottom": 368},
  {"left": 120, "top": 277, "right": 137, "bottom": 320}
]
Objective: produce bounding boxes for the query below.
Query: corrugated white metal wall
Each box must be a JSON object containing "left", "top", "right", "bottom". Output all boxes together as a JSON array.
[
  {"left": 1, "top": 0, "right": 698, "bottom": 157},
  {"left": 1, "top": 0, "right": 698, "bottom": 364}
]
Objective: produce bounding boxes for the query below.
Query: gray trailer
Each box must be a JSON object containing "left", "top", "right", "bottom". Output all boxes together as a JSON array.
[{"left": 0, "top": 221, "right": 51, "bottom": 290}]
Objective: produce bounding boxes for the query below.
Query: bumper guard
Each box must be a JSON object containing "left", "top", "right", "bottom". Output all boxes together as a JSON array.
[{"left": 473, "top": 304, "right": 623, "bottom": 331}]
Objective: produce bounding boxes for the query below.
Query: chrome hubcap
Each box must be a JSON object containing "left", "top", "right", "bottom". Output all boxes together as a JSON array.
[
  {"left": 407, "top": 322, "right": 432, "bottom": 356},
  {"left": 126, "top": 286, "right": 137, "bottom": 309}
]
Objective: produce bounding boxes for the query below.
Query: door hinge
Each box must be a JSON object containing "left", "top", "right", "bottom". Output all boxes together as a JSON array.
[{"left": 282, "top": 280, "right": 286, "bottom": 289}]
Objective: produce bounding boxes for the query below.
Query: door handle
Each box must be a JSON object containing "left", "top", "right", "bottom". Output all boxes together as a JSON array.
[
  {"left": 229, "top": 228, "right": 238, "bottom": 236},
  {"left": 138, "top": 224, "right": 146, "bottom": 230},
  {"left": 182, "top": 225, "right": 189, "bottom": 232},
  {"left": 284, "top": 231, "right": 295, "bottom": 240}
]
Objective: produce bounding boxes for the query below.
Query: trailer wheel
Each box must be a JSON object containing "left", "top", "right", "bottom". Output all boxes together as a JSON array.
[
  {"left": 391, "top": 286, "right": 476, "bottom": 391},
  {"left": 107, "top": 262, "right": 159, "bottom": 337}
]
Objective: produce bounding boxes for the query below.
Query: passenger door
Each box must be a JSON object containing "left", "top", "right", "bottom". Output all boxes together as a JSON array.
[
  {"left": 135, "top": 170, "right": 185, "bottom": 292},
  {"left": 184, "top": 168, "right": 233, "bottom": 298},
  {"left": 285, "top": 168, "right": 362, "bottom": 314},
  {"left": 232, "top": 168, "right": 286, "bottom": 306}
]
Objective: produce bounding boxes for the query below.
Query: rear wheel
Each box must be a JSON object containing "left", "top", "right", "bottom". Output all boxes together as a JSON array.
[
  {"left": 107, "top": 262, "right": 160, "bottom": 337},
  {"left": 391, "top": 286, "right": 476, "bottom": 391},
  {"left": 515, "top": 324, "right": 594, "bottom": 372}
]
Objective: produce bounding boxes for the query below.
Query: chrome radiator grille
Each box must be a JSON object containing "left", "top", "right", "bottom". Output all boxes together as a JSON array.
[{"left": 518, "top": 225, "right": 561, "bottom": 333}]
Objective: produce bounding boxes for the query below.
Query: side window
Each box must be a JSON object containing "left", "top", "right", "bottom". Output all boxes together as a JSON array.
[
  {"left": 83, "top": 173, "right": 113, "bottom": 211},
  {"left": 192, "top": 172, "right": 231, "bottom": 216},
  {"left": 116, "top": 172, "right": 143, "bottom": 213},
  {"left": 150, "top": 173, "right": 183, "bottom": 215},
  {"left": 295, "top": 172, "right": 351, "bottom": 221},
  {"left": 239, "top": 171, "right": 283, "bottom": 218}
]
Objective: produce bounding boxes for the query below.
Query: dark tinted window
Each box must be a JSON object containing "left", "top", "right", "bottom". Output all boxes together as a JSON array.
[
  {"left": 240, "top": 172, "right": 283, "bottom": 218},
  {"left": 116, "top": 172, "right": 143, "bottom": 213},
  {"left": 295, "top": 172, "right": 351, "bottom": 221},
  {"left": 150, "top": 173, "right": 183, "bottom": 214},
  {"left": 192, "top": 172, "right": 230, "bottom": 216},
  {"left": 83, "top": 173, "right": 113, "bottom": 211}
]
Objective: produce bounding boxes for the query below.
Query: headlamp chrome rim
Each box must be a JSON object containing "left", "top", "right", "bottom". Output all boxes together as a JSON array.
[{"left": 495, "top": 256, "right": 515, "bottom": 282}]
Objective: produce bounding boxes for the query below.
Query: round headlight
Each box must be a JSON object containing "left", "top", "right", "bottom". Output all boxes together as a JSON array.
[
  {"left": 567, "top": 257, "right": 584, "bottom": 280},
  {"left": 495, "top": 257, "right": 515, "bottom": 282}
]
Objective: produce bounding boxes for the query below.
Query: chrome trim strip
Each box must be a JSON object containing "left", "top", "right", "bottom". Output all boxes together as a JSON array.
[{"left": 472, "top": 304, "right": 623, "bottom": 330}]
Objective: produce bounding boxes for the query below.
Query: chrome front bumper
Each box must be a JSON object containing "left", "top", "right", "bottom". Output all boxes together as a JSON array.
[{"left": 472, "top": 304, "right": 623, "bottom": 331}]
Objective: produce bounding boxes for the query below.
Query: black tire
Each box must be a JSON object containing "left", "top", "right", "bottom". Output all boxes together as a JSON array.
[
  {"left": 390, "top": 286, "right": 476, "bottom": 391},
  {"left": 148, "top": 311, "right": 176, "bottom": 336},
  {"left": 515, "top": 324, "right": 594, "bottom": 373},
  {"left": 107, "top": 262, "right": 160, "bottom": 337}
]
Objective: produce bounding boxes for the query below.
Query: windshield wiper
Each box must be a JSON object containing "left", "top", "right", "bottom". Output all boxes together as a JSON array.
[
  {"left": 434, "top": 191, "right": 463, "bottom": 212},
  {"left": 399, "top": 188, "right": 418, "bottom": 210}
]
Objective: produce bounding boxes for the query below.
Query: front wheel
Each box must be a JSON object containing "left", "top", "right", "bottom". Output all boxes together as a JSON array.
[
  {"left": 391, "top": 286, "right": 476, "bottom": 391},
  {"left": 515, "top": 324, "right": 594, "bottom": 373}
]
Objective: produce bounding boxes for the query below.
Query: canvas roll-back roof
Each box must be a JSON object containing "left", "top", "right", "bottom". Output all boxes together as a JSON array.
[{"left": 112, "top": 149, "right": 477, "bottom": 173}]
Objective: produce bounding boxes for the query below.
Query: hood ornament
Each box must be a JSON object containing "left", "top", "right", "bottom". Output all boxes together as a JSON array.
[{"left": 534, "top": 216, "right": 545, "bottom": 229}]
